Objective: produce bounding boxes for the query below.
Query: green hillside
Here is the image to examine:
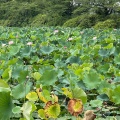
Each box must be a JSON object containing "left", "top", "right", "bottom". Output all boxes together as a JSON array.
[{"left": 0, "top": 0, "right": 120, "bottom": 28}]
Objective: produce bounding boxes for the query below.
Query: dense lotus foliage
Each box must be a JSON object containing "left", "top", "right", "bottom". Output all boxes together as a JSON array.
[{"left": 0, "top": 26, "right": 120, "bottom": 119}]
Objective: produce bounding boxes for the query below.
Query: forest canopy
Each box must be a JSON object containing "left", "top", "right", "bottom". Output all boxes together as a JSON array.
[{"left": 0, "top": 0, "right": 120, "bottom": 28}]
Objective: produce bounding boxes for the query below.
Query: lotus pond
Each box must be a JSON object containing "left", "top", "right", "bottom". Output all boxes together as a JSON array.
[{"left": 0, "top": 27, "right": 120, "bottom": 120}]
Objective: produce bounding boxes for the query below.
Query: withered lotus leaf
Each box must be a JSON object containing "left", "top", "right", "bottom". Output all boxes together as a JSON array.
[
  {"left": 68, "top": 99, "right": 83, "bottom": 116},
  {"left": 45, "top": 101, "right": 60, "bottom": 118},
  {"left": 83, "top": 110, "right": 96, "bottom": 120}
]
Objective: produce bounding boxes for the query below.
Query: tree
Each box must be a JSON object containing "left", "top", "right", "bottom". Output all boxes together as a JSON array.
[{"left": 0, "top": 0, "right": 120, "bottom": 28}]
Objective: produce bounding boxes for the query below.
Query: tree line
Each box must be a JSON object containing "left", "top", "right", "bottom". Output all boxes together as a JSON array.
[{"left": 0, "top": 0, "right": 120, "bottom": 28}]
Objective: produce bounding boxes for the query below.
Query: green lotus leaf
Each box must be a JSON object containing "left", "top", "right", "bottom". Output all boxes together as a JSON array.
[
  {"left": 32, "top": 72, "right": 41, "bottom": 81},
  {"left": 105, "top": 37, "right": 114, "bottom": 43},
  {"left": 40, "top": 70, "right": 57, "bottom": 86},
  {"left": 66, "top": 56, "right": 81, "bottom": 64},
  {"left": 20, "top": 46, "right": 31, "bottom": 57},
  {"left": 99, "top": 49, "right": 109, "bottom": 57},
  {"left": 18, "top": 70, "right": 29, "bottom": 83},
  {"left": 8, "top": 45, "right": 21, "bottom": 56},
  {"left": 83, "top": 69, "right": 101, "bottom": 89},
  {"left": 62, "top": 87, "right": 73, "bottom": 99},
  {"left": 111, "top": 85, "right": 120, "bottom": 104},
  {"left": 57, "top": 69, "right": 64, "bottom": 78},
  {"left": 0, "top": 79, "right": 11, "bottom": 92},
  {"left": 2, "top": 67, "right": 11, "bottom": 81},
  {"left": 0, "top": 92, "right": 13, "bottom": 120},
  {"left": 31, "top": 102, "right": 37, "bottom": 113},
  {"left": 114, "top": 68, "right": 120, "bottom": 77},
  {"left": 72, "top": 87, "right": 87, "bottom": 104},
  {"left": 26, "top": 92, "right": 38, "bottom": 102},
  {"left": 21, "top": 102, "right": 32, "bottom": 120},
  {"left": 90, "top": 99, "right": 103, "bottom": 108},
  {"left": 104, "top": 43, "right": 113, "bottom": 49},
  {"left": 30, "top": 56, "right": 39, "bottom": 64},
  {"left": 21, "top": 101, "right": 36, "bottom": 120},
  {"left": 8, "top": 58, "right": 18, "bottom": 65},
  {"left": 80, "top": 55, "right": 90, "bottom": 62},
  {"left": 115, "top": 46, "right": 120, "bottom": 55},
  {"left": 12, "top": 82, "right": 32, "bottom": 99},
  {"left": 114, "top": 54, "right": 120, "bottom": 65},
  {"left": 42, "top": 89, "right": 52, "bottom": 101},
  {"left": 74, "top": 63, "right": 93, "bottom": 79},
  {"left": 54, "top": 60, "right": 66, "bottom": 68},
  {"left": 38, "top": 109, "right": 46, "bottom": 119},
  {"left": 41, "top": 46, "right": 54, "bottom": 54},
  {"left": 102, "top": 88, "right": 113, "bottom": 101},
  {"left": 109, "top": 47, "right": 115, "bottom": 55},
  {"left": 30, "top": 35, "right": 36, "bottom": 40},
  {"left": 113, "top": 77, "right": 120, "bottom": 83},
  {"left": 97, "top": 94, "right": 109, "bottom": 101},
  {"left": 70, "top": 49, "right": 80, "bottom": 56},
  {"left": 12, "top": 65, "right": 23, "bottom": 79},
  {"left": 97, "top": 64, "right": 110, "bottom": 73},
  {"left": 97, "top": 80, "right": 112, "bottom": 94},
  {"left": 12, "top": 106, "right": 21, "bottom": 114}
]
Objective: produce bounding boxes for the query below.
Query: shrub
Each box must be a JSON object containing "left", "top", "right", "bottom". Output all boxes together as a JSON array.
[
  {"left": 0, "top": 20, "right": 10, "bottom": 26},
  {"left": 63, "top": 14, "right": 100, "bottom": 28},
  {"left": 107, "top": 14, "right": 120, "bottom": 28},
  {"left": 72, "top": 6, "right": 90, "bottom": 16},
  {"left": 30, "top": 14, "right": 48, "bottom": 27},
  {"left": 116, "top": 18, "right": 120, "bottom": 27},
  {"left": 63, "top": 16, "right": 81, "bottom": 27},
  {"left": 94, "top": 19, "right": 116, "bottom": 29}
]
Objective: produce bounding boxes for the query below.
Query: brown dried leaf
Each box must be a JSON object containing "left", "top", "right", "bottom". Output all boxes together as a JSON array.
[
  {"left": 83, "top": 110, "right": 96, "bottom": 120},
  {"left": 68, "top": 99, "right": 83, "bottom": 116}
]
